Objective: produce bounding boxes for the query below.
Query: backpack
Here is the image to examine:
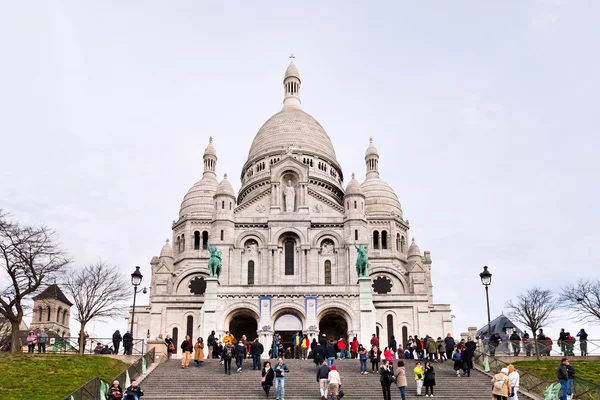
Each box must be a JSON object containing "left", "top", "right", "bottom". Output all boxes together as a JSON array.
[
  {"left": 225, "top": 346, "right": 233, "bottom": 358},
  {"left": 493, "top": 379, "right": 505, "bottom": 390}
]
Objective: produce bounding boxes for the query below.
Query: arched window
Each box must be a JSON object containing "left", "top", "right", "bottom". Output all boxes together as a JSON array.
[
  {"left": 376, "top": 326, "right": 380, "bottom": 341},
  {"left": 284, "top": 240, "right": 295, "bottom": 275},
  {"left": 229, "top": 202, "right": 232, "bottom": 210},
  {"left": 38, "top": 306, "right": 42, "bottom": 322},
  {"left": 57, "top": 307, "right": 62, "bottom": 323},
  {"left": 248, "top": 261, "right": 255, "bottom": 285},
  {"left": 387, "top": 314, "right": 394, "bottom": 346},
  {"left": 396, "top": 233, "right": 401, "bottom": 251},
  {"left": 402, "top": 326, "right": 408, "bottom": 348},
  {"left": 354, "top": 229, "right": 358, "bottom": 241},
  {"left": 221, "top": 200, "right": 225, "bottom": 209},
  {"left": 324, "top": 260, "right": 332, "bottom": 285},
  {"left": 47, "top": 306, "right": 51, "bottom": 322},
  {"left": 186, "top": 316, "right": 193, "bottom": 339},
  {"left": 373, "top": 231, "right": 379, "bottom": 250},
  {"left": 401, "top": 236, "right": 405, "bottom": 253},
  {"left": 172, "top": 328, "right": 179, "bottom": 354},
  {"left": 202, "top": 231, "right": 209, "bottom": 250},
  {"left": 194, "top": 231, "right": 200, "bottom": 250},
  {"left": 176, "top": 236, "right": 180, "bottom": 254},
  {"left": 354, "top": 200, "right": 357, "bottom": 209},
  {"left": 181, "top": 234, "right": 185, "bottom": 252},
  {"left": 63, "top": 309, "right": 67, "bottom": 325},
  {"left": 382, "top": 231, "right": 388, "bottom": 250},
  {"left": 220, "top": 230, "right": 224, "bottom": 241}
]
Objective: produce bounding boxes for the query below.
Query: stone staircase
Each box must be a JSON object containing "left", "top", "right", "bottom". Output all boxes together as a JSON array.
[{"left": 139, "top": 358, "right": 537, "bottom": 399}]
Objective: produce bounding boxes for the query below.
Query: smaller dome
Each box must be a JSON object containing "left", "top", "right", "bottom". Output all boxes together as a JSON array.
[
  {"left": 408, "top": 238, "right": 421, "bottom": 258},
  {"left": 160, "top": 239, "right": 173, "bottom": 259},
  {"left": 215, "top": 173, "right": 235, "bottom": 197},
  {"left": 366, "top": 137, "right": 378, "bottom": 158},
  {"left": 204, "top": 136, "right": 217, "bottom": 157},
  {"left": 285, "top": 61, "right": 300, "bottom": 80},
  {"left": 345, "top": 173, "right": 364, "bottom": 196}
]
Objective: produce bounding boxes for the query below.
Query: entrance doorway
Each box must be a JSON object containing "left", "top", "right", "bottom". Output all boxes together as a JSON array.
[
  {"left": 274, "top": 313, "right": 303, "bottom": 350},
  {"left": 319, "top": 311, "right": 348, "bottom": 343},
  {"left": 229, "top": 313, "right": 258, "bottom": 342}
]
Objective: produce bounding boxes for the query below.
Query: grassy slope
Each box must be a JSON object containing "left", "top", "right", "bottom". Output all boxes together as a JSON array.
[
  {"left": 0, "top": 354, "right": 127, "bottom": 400},
  {"left": 512, "top": 360, "right": 600, "bottom": 385}
]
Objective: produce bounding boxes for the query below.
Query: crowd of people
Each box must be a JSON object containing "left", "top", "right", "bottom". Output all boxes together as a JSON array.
[{"left": 486, "top": 328, "right": 590, "bottom": 357}]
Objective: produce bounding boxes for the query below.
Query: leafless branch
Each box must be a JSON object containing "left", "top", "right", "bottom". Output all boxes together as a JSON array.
[{"left": 560, "top": 279, "right": 600, "bottom": 324}]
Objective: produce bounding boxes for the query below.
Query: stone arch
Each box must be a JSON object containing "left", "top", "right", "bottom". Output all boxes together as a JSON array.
[
  {"left": 369, "top": 266, "right": 408, "bottom": 294},
  {"left": 311, "top": 230, "right": 343, "bottom": 248},
  {"left": 383, "top": 310, "right": 398, "bottom": 348},
  {"left": 271, "top": 303, "right": 306, "bottom": 323},
  {"left": 318, "top": 305, "right": 354, "bottom": 342},
  {"left": 222, "top": 303, "right": 261, "bottom": 328},
  {"left": 235, "top": 231, "right": 267, "bottom": 248},
  {"left": 317, "top": 303, "right": 355, "bottom": 333},
  {"left": 273, "top": 227, "right": 306, "bottom": 246},
  {"left": 223, "top": 306, "right": 260, "bottom": 342}
]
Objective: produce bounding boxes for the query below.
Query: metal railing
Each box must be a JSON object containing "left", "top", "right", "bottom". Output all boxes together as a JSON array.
[
  {"left": 63, "top": 347, "right": 155, "bottom": 400},
  {"left": 478, "top": 338, "right": 600, "bottom": 357},
  {"left": 24, "top": 337, "right": 147, "bottom": 355},
  {"left": 474, "top": 351, "right": 600, "bottom": 400}
]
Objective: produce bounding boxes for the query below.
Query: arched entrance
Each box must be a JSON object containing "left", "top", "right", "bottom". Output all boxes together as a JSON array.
[
  {"left": 273, "top": 312, "right": 303, "bottom": 349},
  {"left": 229, "top": 311, "right": 258, "bottom": 342},
  {"left": 319, "top": 310, "right": 349, "bottom": 343}
]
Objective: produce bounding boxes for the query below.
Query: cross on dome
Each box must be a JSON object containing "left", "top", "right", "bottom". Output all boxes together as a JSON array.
[{"left": 289, "top": 53, "right": 295, "bottom": 61}]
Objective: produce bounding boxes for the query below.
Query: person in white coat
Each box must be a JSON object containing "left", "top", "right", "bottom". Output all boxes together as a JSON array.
[
  {"left": 328, "top": 364, "right": 342, "bottom": 400},
  {"left": 508, "top": 364, "right": 520, "bottom": 400}
]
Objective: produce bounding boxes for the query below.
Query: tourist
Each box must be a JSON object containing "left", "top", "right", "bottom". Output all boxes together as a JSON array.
[
  {"left": 36, "top": 328, "right": 48, "bottom": 353},
  {"left": 112, "top": 330, "right": 122, "bottom": 354},
  {"left": 394, "top": 360, "right": 408, "bottom": 400},
  {"left": 316, "top": 360, "right": 330, "bottom": 400},
  {"left": 424, "top": 361, "right": 436, "bottom": 397},
  {"left": 415, "top": 335, "right": 424, "bottom": 360},
  {"left": 452, "top": 349, "right": 463, "bottom": 377},
  {"left": 124, "top": 380, "right": 143, "bottom": 400},
  {"left": 251, "top": 338, "right": 264, "bottom": 370},
  {"left": 397, "top": 343, "right": 404, "bottom": 359},
  {"left": 311, "top": 337, "right": 318, "bottom": 355},
  {"left": 456, "top": 338, "right": 466, "bottom": 355},
  {"left": 371, "top": 333, "right": 380, "bottom": 348},
  {"left": 261, "top": 361, "right": 275, "bottom": 398},
  {"left": 301, "top": 334, "right": 309, "bottom": 360},
  {"left": 444, "top": 333, "right": 455, "bottom": 361},
  {"left": 522, "top": 331, "right": 532, "bottom": 357},
  {"left": 389, "top": 335, "right": 397, "bottom": 360},
  {"left": 379, "top": 359, "right": 394, "bottom": 400},
  {"left": 122, "top": 331, "right": 133, "bottom": 355},
  {"left": 213, "top": 339, "right": 223, "bottom": 359},
  {"left": 436, "top": 337, "right": 446, "bottom": 362},
  {"left": 207, "top": 330, "right": 216, "bottom": 358},
  {"left": 235, "top": 338, "right": 247, "bottom": 372},
  {"left": 414, "top": 361, "right": 425, "bottom": 396},
  {"left": 508, "top": 364, "right": 520, "bottom": 400},
  {"left": 180, "top": 335, "right": 193, "bottom": 368},
  {"left": 284, "top": 346, "right": 292, "bottom": 360},
  {"left": 358, "top": 344, "right": 368, "bottom": 374},
  {"left": 545, "top": 336, "right": 553, "bottom": 357},
  {"left": 577, "top": 329, "right": 588, "bottom": 356},
  {"left": 559, "top": 329, "right": 567, "bottom": 356},
  {"left": 537, "top": 329, "right": 546, "bottom": 357},
  {"left": 351, "top": 336, "right": 359, "bottom": 359},
  {"left": 557, "top": 357, "right": 570, "bottom": 400},
  {"left": 492, "top": 367, "right": 512, "bottom": 400},
  {"left": 407, "top": 336, "right": 415, "bottom": 358},
  {"left": 564, "top": 332, "right": 575, "bottom": 356},
  {"left": 313, "top": 341, "right": 324, "bottom": 370},
  {"left": 292, "top": 331, "right": 301, "bottom": 359},
  {"left": 320, "top": 333, "right": 328, "bottom": 348},
  {"left": 194, "top": 337, "right": 204, "bottom": 367},
  {"left": 26, "top": 331, "right": 37, "bottom": 353},
  {"left": 383, "top": 346, "right": 394, "bottom": 362},
  {"left": 489, "top": 333, "right": 501, "bottom": 357},
  {"left": 274, "top": 357, "right": 289, "bottom": 400},
  {"left": 509, "top": 330, "right": 521, "bottom": 356},
  {"left": 328, "top": 364, "right": 341, "bottom": 400},
  {"left": 272, "top": 333, "right": 279, "bottom": 359},
  {"left": 566, "top": 360, "right": 576, "bottom": 400},
  {"left": 463, "top": 336, "right": 477, "bottom": 377},
  {"left": 94, "top": 343, "right": 103, "bottom": 354},
  {"left": 325, "top": 341, "right": 336, "bottom": 367},
  {"left": 337, "top": 336, "right": 347, "bottom": 359},
  {"left": 426, "top": 336, "right": 438, "bottom": 362},
  {"left": 165, "top": 334, "right": 174, "bottom": 360},
  {"left": 370, "top": 345, "right": 382, "bottom": 373},
  {"left": 223, "top": 331, "right": 235, "bottom": 346},
  {"left": 107, "top": 380, "right": 123, "bottom": 400},
  {"left": 222, "top": 342, "right": 234, "bottom": 374}
]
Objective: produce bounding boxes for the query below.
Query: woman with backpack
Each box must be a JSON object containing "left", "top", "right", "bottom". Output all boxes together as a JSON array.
[
  {"left": 359, "top": 344, "right": 368, "bottom": 375},
  {"left": 491, "top": 367, "right": 512, "bottom": 400},
  {"left": 379, "top": 359, "right": 394, "bottom": 400},
  {"left": 424, "top": 361, "right": 436, "bottom": 397},
  {"left": 222, "top": 343, "right": 235, "bottom": 374},
  {"left": 453, "top": 350, "right": 463, "bottom": 377},
  {"left": 164, "top": 334, "right": 174, "bottom": 360}
]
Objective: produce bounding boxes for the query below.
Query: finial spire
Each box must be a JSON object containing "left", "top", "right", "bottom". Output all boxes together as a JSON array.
[
  {"left": 289, "top": 53, "right": 295, "bottom": 61},
  {"left": 351, "top": 172, "right": 355, "bottom": 179},
  {"left": 166, "top": 238, "right": 169, "bottom": 243},
  {"left": 283, "top": 56, "right": 301, "bottom": 109},
  {"left": 370, "top": 136, "right": 373, "bottom": 143},
  {"left": 224, "top": 173, "right": 228, "bottom": 179}
]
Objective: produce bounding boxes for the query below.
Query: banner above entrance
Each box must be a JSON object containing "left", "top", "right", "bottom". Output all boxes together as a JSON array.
[{"left": 274, "top": 314, "right": 302, "bottom": 331}]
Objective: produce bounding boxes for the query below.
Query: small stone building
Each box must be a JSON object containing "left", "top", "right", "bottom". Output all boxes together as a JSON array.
[{"left": 29, "top": 284, "right": 73, "bottom": 338}]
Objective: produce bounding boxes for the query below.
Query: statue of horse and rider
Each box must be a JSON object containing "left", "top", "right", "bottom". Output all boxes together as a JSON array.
[
  {"left": 354, "top": 242, "right": 369, "bottom": 277},
  {"left": 208, "top": 244, "right": 222, "bottom": 279}
]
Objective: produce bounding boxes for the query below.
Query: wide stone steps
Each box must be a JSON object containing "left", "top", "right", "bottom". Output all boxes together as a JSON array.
[{"left": 140, "top": 358, "right": 534, "bottom": 399}]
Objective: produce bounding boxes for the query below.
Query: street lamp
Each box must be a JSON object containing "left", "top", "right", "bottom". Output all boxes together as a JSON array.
[
  {"left": 130, "top": 266, "right": 147, "bottom": 336},
  {"left": 480, "top": 266, "right": 493, "bottom": 341}
]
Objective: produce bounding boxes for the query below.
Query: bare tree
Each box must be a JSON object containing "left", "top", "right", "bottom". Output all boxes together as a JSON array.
[
  {"left": 506, "top": 287, "right": 561, "bottom": 360},
  {"left": 0, "top": 210, "right": 71, "bottom": 353},
  {"left": 63, "top": 261, "right": 131, "bottom": 354},
  {"left": 560, "top": 279, "right": 600, "bottom": 324}
]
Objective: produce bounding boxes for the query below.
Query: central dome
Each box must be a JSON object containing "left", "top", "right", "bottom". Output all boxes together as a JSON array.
[{"left": 247, "top": 107, "right": 338, "bottom": 163}]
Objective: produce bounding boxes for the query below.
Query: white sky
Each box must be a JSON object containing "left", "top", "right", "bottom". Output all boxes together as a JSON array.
[{"left": 1, "top": 1, "right": 599, "bottom": 341}]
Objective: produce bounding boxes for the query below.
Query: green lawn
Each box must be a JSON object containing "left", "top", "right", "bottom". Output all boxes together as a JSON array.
[
  {"left": 0, "top": 353, "right": 127, "bottom": 400},
  {"left": 512, "top": 360, "right": 600, "bottom": 385}
]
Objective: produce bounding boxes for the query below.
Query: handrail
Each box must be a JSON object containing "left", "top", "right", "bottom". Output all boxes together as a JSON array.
[
  {"left": 63, "top": 347, "right": 156, "bottom": 400},
  {"left": 478, "top": 338, "right": 600, "bottom": 357},
  {"left": 473, "top": 351, "right": 600, "bottom": 400}
]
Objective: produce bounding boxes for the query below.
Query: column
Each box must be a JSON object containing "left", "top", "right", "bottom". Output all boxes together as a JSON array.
[
  {"left": 200, "top": 278, "right": 219, "bottom": 351},
  {"left": 358, "top": 276, "right": 376, "bottom": 348}
]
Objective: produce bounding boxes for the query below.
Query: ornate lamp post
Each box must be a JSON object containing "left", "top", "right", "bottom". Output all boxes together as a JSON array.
[
  {"left": 479, "top": 266, "right": 493, "bottom": 339},
  {"left": 130, "top": 266, "right": 147, "bottom": 336}
]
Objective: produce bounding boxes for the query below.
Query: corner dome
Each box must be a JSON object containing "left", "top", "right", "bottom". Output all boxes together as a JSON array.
[
  {"left": 246, "top": 107, "right": 338, "bottom": 164},
  {"left": 361, "top": 176, "right": 402, "bottom": 217},
  {"left": 215, "top": 174, "right": 235, "bottom": 197},
  {"left": 179, "top": 174, "right": 218, "bottom": 218},
  {"left": 345, "top": 173, "right": 364, "bottom": 196},
  {"left": 160, "top": 239, "right": 173, "bottom": 259},
  {"left": 408, "top": 238, "right": 421, "bottom": 258}
]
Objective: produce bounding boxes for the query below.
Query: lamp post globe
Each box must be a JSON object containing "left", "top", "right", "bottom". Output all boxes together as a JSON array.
[
  {"left": 480, "top": 265, "right": 492, "bottom": 286},
  {"left": 480, "top": 265, "right": 493, "bottom": 347},
  {"left": 130, "top": 266, "right": 144, "bottom": 338}
]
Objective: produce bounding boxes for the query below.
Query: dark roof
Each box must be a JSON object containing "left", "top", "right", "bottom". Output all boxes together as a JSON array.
[
  {"left": 477, "top": 314, "right": 524, "bottom": 341},
  {"left": 32, "top": 284, "right": 73, "bottom": 307}
]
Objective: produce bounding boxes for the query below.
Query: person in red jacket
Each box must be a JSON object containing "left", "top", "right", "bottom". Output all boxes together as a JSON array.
[
  {"left": 351, "top": 336, "right": 359, "bottom": 359},
  {"left": 371, "top": 333, "right": 380, "bottom": 348},
  {"left": 337, "top": 337, "right": 347, "bottom": 359}
]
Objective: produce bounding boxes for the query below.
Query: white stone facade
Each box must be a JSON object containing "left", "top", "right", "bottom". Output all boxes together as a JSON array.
[{"left": 132, "top": 60, "right": 452, "bottom": 355}]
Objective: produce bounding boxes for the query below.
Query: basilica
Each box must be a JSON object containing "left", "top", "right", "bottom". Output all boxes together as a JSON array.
[{"left": 132, "top": 60, "right": 452, "bottom": 353}]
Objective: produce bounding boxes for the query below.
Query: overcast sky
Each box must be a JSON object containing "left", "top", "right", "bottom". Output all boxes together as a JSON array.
[{"left": 1, "top": 1, "right": 599, "bottom": 341}]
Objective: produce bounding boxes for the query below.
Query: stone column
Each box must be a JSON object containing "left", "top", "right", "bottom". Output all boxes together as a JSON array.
[
  {"left": 146, "top": 339, "right": 167, "bottom": 362},
  {"left": 200, "top": 277, "right": 219, "bottom": 355},
  {"left": 306, "top": 325, "right": 320, "bottom": 344},
  {"left": 258, "top": 327, "right": 274, "bottom": 360},
  {"left": 358, "top": 276, "right": 376, "bottom": 348}
]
